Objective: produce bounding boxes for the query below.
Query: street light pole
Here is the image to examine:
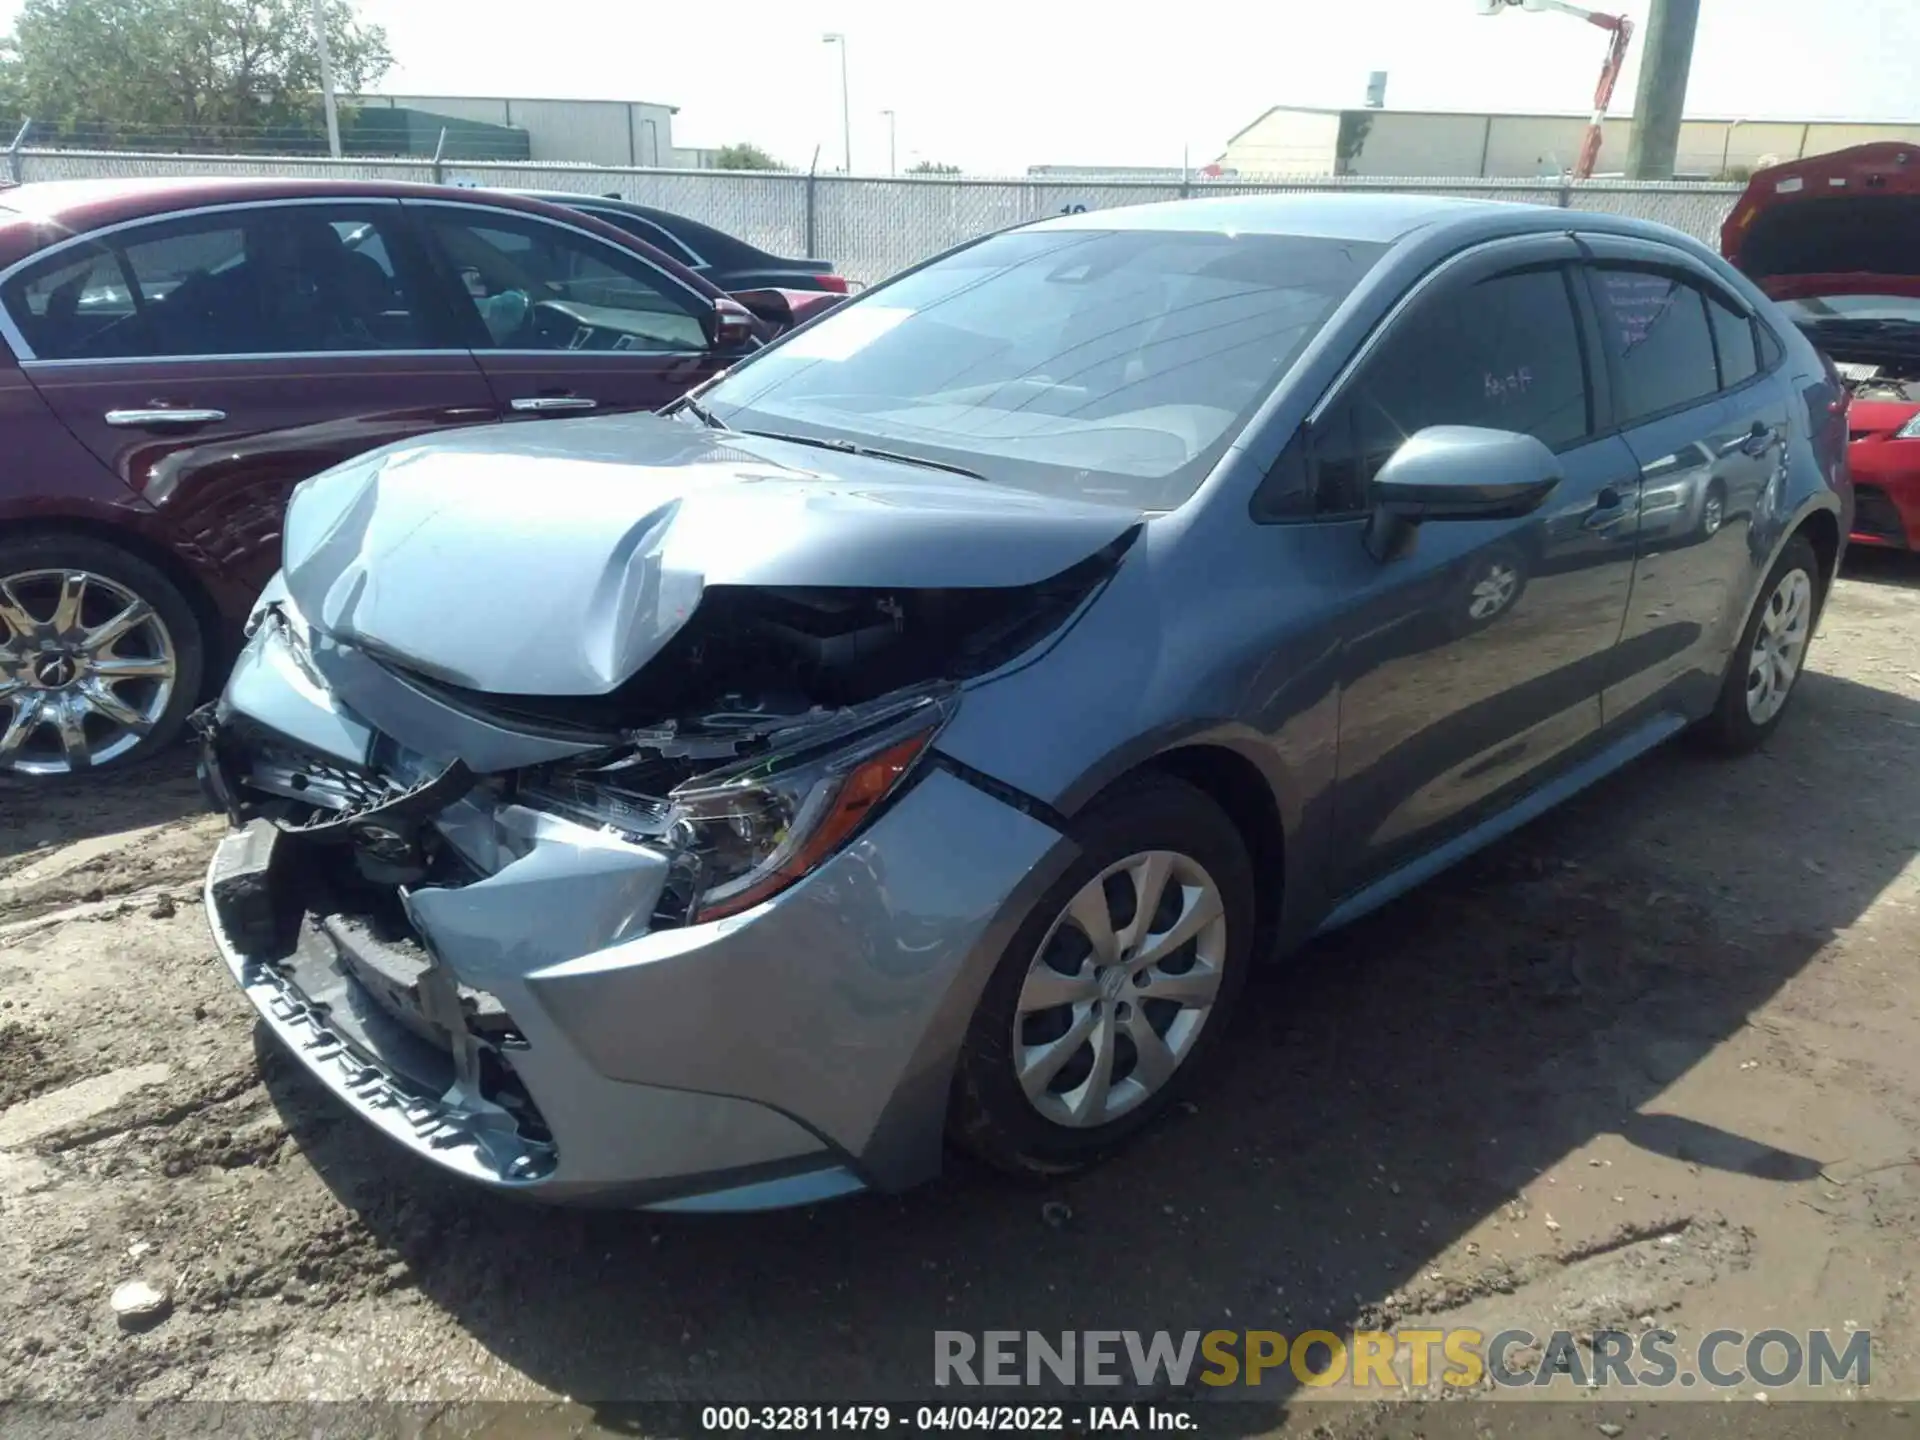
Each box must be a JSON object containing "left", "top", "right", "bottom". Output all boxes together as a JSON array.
[
  {"left": 822, "top": 33, "right": 851, "bottom": 173},
  {"left": 881, "top": 109, "right": 896, "bottom": 175},
  {"left": 310, "top": 0, "right": 343, "bottom": 158}
]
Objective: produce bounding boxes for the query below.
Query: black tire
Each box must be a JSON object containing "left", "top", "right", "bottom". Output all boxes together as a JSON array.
[
  {"left": 0, "top": 531, "right": 205, "bottom": 779},
  {"left": 1694, "top": 533, "right": 1822, "bottom": 754},
  {"left": 948, "top": 773, "right": 1256, "bottom": 1177}
]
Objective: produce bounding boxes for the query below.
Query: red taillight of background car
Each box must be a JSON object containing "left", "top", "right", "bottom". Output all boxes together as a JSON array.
[{"left": 815, "top": 274, "right": 850, "bottom": 294}]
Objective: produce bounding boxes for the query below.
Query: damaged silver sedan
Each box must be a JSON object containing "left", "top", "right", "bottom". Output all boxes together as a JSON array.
[{"left": 200, "top": 195, "right": 1847, "bottom": 1208}]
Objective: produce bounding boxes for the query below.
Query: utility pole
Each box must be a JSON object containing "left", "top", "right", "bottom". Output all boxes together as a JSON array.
[
  {"left": 881, "top": 109, "right": 896, "bottom": 175},
  {"left": 822, "top": 33, "right": 851, "bottom": 172},
  {"left": 1625, "top": 0, "right": 1701, "bottom": 179},
  {"left": 310, "top": 0, "right": 343, "bottom": 158}
]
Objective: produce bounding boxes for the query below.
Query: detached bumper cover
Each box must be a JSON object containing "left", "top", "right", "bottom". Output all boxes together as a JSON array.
[{"left": 203, "top": 618, "right": 1066, "bottom": 1208}]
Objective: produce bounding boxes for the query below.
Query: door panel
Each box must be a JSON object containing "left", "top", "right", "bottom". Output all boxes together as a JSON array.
[
  {"left": 1328, "top": 432, "right": 1644, "bottom": 892},
  {"left": 1577, "top": 247, "right": 1795, "bottom": 724},
  {"left": 26, "top": 357, "right": 495, "bottom": 590},
  {"left": 1606, "top": 389, "right": 1794, "bottom": 722},
  {"left": 1, "top": 202, "right": 497, "bottom": 592},
  {"left": 1301, "top": 241, "right": 1642, "bottom": 897},
  {"left": 409, "top": 203, "right": 728, "bottom": 420}
]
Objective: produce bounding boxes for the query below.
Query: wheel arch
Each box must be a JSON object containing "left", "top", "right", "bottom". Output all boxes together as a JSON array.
[
  {"left": 1795, "top": 505, "right": 1842, "bottom": 613},
  {"left": 1063, "top": 734, "right": 1292, "bottom": 967},
  {"left": 0, "top": 516, "right": 231, "bottom": 689}
]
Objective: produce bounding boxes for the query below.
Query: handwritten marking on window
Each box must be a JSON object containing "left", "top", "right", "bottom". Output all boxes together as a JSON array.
[
  {"left": 1602, "top": 272, "right": 1679, "bottom": 351},
  {"left": 1485, "top": 365, "right": 1534, "bottom": 401}
]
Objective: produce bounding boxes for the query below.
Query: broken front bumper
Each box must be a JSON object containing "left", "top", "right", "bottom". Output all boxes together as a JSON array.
[{"left": 199, "top": 609, "right": 1068, "bottom": 1209}]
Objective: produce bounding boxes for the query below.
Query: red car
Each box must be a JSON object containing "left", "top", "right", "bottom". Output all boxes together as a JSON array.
[
  {"left": 1724, "top": 143, "right": 1920, "bottom": 551},
  {"left": 0, "top": 177, "right": 837, "bottom": 778}
]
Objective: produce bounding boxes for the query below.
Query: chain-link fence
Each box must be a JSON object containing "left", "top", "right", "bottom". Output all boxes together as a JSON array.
[{"left": 6, "top": 147, "right": 1746, "bottom": 286}]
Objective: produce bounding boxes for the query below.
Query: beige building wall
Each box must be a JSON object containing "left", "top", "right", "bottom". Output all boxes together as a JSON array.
[
  {"left": 1217, "top": 109, "right": 1342, "bottom": 176},
  {"left": 1222, "top": 106, "right": 1920, "bottom": 180}
]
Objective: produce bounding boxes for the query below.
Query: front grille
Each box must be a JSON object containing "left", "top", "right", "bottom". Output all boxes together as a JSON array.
[{"left": 1853, "top": 485, "right": 1909, "bottom": 545}]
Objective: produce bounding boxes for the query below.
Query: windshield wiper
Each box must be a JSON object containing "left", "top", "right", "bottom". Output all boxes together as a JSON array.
[
  {"left": 672, "top": 396, "right": 727, "bottom": 429},
  {"left": 737, "top": 429, "right": 987, "bottom": 482}
]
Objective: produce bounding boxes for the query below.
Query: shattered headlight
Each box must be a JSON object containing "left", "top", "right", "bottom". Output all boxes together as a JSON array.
[
  {"left": 665, "top": 689, "right": 955, "bottom": 922},
  {"left": 527, "top": 689, "right": 957, "bottom": 925}
]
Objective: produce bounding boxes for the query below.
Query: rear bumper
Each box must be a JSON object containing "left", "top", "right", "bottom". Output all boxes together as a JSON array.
[{"left": 202, "top": 615, "right": 1068, "bottom": 1209}]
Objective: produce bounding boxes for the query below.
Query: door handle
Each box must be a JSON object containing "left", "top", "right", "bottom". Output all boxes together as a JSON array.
[
  {"left": 1583, "top": 485, "right": 1633, "bottom": 530},
  {"left": 509, "top": 396, "right": 598, "bottom": 413},
  {"left": 104, "top": 407, "right": 227, "bottom": 429},
  {"left": 1738, "top": 422, "right": 1777, "bottom": 458}
]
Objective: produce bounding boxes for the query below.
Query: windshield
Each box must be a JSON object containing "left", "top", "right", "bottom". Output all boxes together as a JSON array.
[
  {"left": 699, "top": 227, "right": 1386, "bottom": 510},
  {"left": 1776, "top": 294, "right": 1920, "bottom": 325}
]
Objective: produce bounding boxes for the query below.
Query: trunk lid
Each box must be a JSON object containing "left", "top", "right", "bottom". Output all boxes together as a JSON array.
[{"left": 280, "top": 411, "right": 1142, "bottom": 698}]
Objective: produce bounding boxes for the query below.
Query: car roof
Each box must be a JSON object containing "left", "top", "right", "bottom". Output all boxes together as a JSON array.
[
  {"left": 1032, "top": 190, "right": 1704, "bottom": 252},
  {"left": 1032, "top": 191, "right": 1540, "bottom": 243},
  {"left": 0, "top": 175, "right": 471, "bottom": 226},
  {"left": 505, "top": 190, "right": 768, "bottom": 258},
  {"left": 0, "top": 176, "right": 730, "bottom": 296}
]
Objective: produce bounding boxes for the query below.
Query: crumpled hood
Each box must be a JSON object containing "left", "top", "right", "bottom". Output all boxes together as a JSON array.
[{"left": 282, "top": 412, "right": 1141, "bottom": 697}]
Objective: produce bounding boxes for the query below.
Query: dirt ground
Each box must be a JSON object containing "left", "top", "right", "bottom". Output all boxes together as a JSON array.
[{"left": 4, "top": 554, "right": 1920, "bottom": 1437}]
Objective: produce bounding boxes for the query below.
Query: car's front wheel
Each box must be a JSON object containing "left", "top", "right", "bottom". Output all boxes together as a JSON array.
[
  {"left": 0, "top": 533, "right": 204, "bottom": 779},
  {"left": 949, "top": 774, "right": 1255, "bottom": 1176}
]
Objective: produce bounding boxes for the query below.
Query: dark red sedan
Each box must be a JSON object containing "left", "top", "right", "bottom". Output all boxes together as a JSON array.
[{"left": 0, "top": 177, "right": 803, "bottom": 777}]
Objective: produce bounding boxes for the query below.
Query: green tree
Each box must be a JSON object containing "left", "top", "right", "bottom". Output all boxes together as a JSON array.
[
  {"left": 712, "top": 142, "right": 785, "bottom": 171},
  {"left": 0, "top": 0, "right": 391, "bottom": 148},
  {"left": 908, "top": 160, "right": 960, "bottom": 174}
]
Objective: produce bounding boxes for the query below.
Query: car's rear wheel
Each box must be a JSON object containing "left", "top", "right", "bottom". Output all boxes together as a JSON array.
[
  {"left": 949, "top": 774, "right": 1254, "bottom": 1177},
  {"left": 0, "top": 534, "right": 204, "bottom": 778},
  {"left": 1694, "top": 533, "right": 1821, "bottom": 754}
]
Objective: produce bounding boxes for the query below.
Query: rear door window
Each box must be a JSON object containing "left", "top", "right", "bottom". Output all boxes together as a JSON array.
[
  {"left": 1307, "top": 266, "right": 1593, "bottom": 514},
  {"left": 1, "top": 205, "right": 434, "bottom": 359},
  {"left": 1587, "top": 266, "right": 1720, "bottom": 424}
]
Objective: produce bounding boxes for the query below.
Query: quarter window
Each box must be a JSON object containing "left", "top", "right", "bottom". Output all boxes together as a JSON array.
[
  {"left": 1, "top": 206, "right": 431, "bottom": 360},
  {"left": 1706, "top": 292, "right": 1760, "bottom": 389},
  {"left": 420, "top": 209, "right": 709, "bottom": 353},
  {"left": 1588, "top": 265, "right": 1720, "bottom": 424},
  {"left": 1306, "top": 266, "right": 1592, "bottom": 514}
]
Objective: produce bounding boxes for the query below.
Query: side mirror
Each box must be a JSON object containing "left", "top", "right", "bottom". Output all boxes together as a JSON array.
[
  {"left": 1365, "top": 425, "right": 1562, "bottom": 561},
  {"left": 711, "top": 295, "right": 757, "bottom": 350},
  {"left": 726, "top": 287, "right": 849, "bottom": 337}
]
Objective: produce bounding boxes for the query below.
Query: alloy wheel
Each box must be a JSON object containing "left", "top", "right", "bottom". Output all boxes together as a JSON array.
[
  {"left": 1745, "top": 566, "right": 1812, "bottom": 726},
  {"left": 0, "top": 569, "right": 178, "bottom": 775},
  {"left": 1702, "top": 492, "right": 1725, "bottom": 536},
  {"left": 1012, "top": 849, "right": 1227, "bottom": 1129}
]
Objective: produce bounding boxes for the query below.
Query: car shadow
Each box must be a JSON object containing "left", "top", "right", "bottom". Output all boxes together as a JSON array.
[
  {"left": 0, "top": 744, "right": 206, "bottom": 860},
  {"left": 263, "top": 666, "right": 1919, "bottom": 1426},
  {"left": 1840, "top": 546, "right": 1920, "bottom": 591}
]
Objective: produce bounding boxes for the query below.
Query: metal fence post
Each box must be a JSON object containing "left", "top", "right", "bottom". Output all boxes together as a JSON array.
[
  {"left": 805, "top": 147, "right": 820, "bottom": 259},
  {"left": 6, "top": 119, "right": 30, "bottom": 185},
  {"left": 431, "top": 127, "right": 448, "bottom": 186}
]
